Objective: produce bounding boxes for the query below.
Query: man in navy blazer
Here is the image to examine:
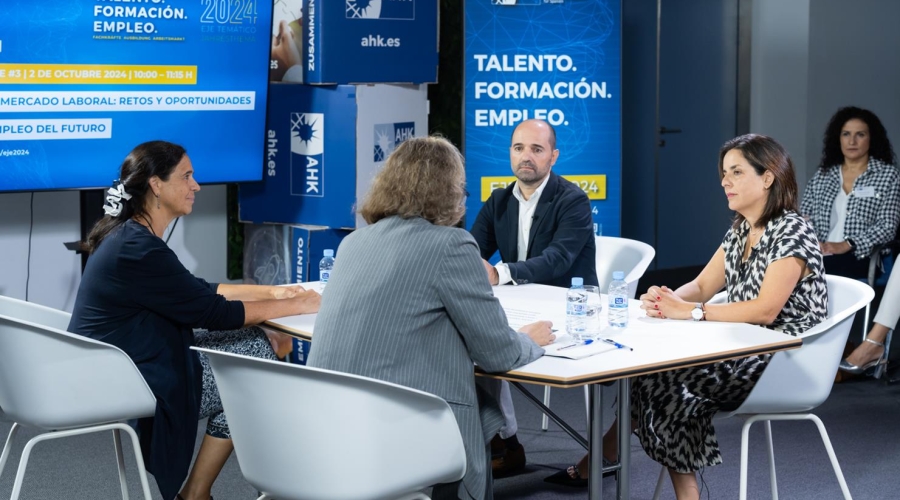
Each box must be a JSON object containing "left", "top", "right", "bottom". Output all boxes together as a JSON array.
[
  {"left": 470, "top": 119, "right": 597, "bottom": 477},
  {"left": 470, "top": 121, "right": 597, "bottom": 289}
]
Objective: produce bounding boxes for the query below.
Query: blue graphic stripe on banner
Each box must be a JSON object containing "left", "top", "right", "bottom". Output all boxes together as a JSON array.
[{"left": 464, "top": 0, "right": 622, "bottom": 237}]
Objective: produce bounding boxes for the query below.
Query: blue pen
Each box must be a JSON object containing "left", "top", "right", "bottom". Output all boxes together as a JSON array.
[
  {"left": 558, "top": 339, "right": 594, "bottom": 351},
  {"left": 600, "top": 338, "right": 634, "bottom": 351}
]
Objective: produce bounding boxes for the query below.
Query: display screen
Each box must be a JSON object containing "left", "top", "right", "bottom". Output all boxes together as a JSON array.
[{"left": 0, "top": 0, "right": 274, "bottom": 192}]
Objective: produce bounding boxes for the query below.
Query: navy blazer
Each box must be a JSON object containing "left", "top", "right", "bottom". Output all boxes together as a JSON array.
[
  {"left": 471, "top": 172, "right": 598, "bottom": 288},
  {"left": 69, "top": 220, "right": 245, "bottom": 500}
]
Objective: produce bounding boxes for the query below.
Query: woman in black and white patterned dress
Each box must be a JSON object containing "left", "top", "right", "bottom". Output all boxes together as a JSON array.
[{"left": 554, "top": 135, "right": 827, "bottom": 499}]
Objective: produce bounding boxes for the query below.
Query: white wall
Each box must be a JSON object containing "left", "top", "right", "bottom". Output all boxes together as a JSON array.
[
  {"left": 0, "top": 184, "right": 236, "bottom": 313},
  {"left": 751, "top": 0, "right": 900, "bottom": 189},
  {"left": 805, "top": 0, "right": 900, "bottom": 176},
  {"left": 750, "top": 0, "right": 811, "bottom": 187},
  {"left": 164, "top": 184, "right": 237, "bottom": 286},
  {"left": 0, "top": 191, "right": 82, "bottom": 310}
]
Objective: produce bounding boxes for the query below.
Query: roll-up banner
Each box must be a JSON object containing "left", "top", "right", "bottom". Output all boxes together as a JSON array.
[{"left": 464, "top": 0, "right": 622, "bottom": 236}]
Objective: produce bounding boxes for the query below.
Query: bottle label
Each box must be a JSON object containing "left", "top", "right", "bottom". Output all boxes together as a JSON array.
[
  {"left": 568, "top": 303, "right": 586, "bottom": 314},
  {"left": 614, "top": 297, "right": 625, "bottom": 306},
  {"left": 320, "top": 270, "right": 330, "bottom": 282}
]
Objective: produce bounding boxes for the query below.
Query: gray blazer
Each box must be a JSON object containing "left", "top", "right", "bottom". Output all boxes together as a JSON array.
[{"left": 307, "top": 216, "right": 544, "bottom": 500}]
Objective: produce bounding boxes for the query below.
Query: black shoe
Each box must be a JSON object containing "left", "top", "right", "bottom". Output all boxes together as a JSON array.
[
  {"left": 544, "top": 459, "right": 616, "bottom": 487},
  {"left": 490, "top": 434, "right": 506, "bottom": 459},
  {"left": 491, "top": 443, "right": 526, "bottom": 478}
]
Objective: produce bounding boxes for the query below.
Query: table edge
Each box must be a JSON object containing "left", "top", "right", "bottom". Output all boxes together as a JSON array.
[{"left": 477, "top": 338, "right": 803, "bottom": 388}]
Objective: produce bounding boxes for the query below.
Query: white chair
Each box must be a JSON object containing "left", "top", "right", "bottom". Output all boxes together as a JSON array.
[
  {"left": 194, "top": 347, "right": 467, "bottom": 500},
  {"left": 0, "top": 296, "right": 72, "bottom": 428},
  {"left": 541, "top": 236, "right": 656, "bottom": 430},
  {"left": 0, "top": 299, "right": 156, "bottom": 500},
  {"left": 0, "top": 294, "right": 72, "bottom": 331},
  {"left": 594, "top": 235, "right": 657, "bottom": 298},
  {"left": 652, "top": 275, "right": 874, "bottom": 500}
]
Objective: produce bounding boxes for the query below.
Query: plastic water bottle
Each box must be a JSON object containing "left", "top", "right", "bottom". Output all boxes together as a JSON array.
[
  {"left": 566, "top": 277, "right": 588, "bottom": 339},
  {"left": 319, "top": 249, "right": 334, "bottom": 284},
  {"left": 608, "top": 271, "right": 629, "bottom": 329}
]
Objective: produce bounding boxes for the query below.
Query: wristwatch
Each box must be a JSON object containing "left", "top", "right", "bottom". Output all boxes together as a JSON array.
[{"left": 691, "top": 303, "right": 706, "bottom": 321}]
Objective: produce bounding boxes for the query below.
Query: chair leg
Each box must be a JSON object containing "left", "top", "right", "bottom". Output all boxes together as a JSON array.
[
  {"left": 542, "top": 386, "right": 551, "bottom": 431},
  {"left": 7, "top": 423, "right": 153, "bottom": 500},
  {"left": 808, "top": 414, "right": 852, "bottom": 500},
  {"left": 739, "top": 416, "right": 758, "bottom": 500},
  {"left": 764, "top": 421, "right": 778, "bottom": 500},
  {"left": 651, "top": 465, "right": 667, "bottom": 500},
  {"left": 118, "top": 424, "right": 153, "bottom": 500},
  {"left": 862, "top": 302, "right": 871, "bottom": 342},
  {"left": 745, "top": 414, "right": 852, "bottom": 500},
  {"left": 0, "top": 422, "right": 20, "bottom": 480},
  {"left": 11, "top": 432, "right": 42, "bottom": 500},
  {"left": 113, "top": 429, "right": 130, "bottom": 500}
]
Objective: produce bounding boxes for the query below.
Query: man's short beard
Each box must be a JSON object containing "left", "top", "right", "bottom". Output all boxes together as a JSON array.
[
  {"left": 515, "top": 162, "right": 545, "bottom": 184},
  {"left": 516, "top": 171, "right": 541, "bottom": 183}
]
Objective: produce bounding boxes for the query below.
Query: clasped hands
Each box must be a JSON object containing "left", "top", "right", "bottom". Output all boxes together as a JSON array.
[{"left": 639, "top": 285, "right": 693, "bottom": 320}]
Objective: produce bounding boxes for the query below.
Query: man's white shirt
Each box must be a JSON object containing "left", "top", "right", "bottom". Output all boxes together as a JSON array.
[{"left": 496, "top": 175, "right": 551, "bottom": 285}]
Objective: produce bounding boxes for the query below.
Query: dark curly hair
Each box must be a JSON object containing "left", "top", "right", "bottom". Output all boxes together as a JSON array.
[{"left": 819, "top": 106, "right": 896, "bottom": 170}]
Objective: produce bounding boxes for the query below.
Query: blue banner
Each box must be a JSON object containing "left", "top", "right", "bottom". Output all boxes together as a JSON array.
[
  {"left": 464, "top": 0, "right": 622, "bottom": 237},
  {"left": 239, "top": 85, "right": 358, "bottom": 227},
  {"left": 302, "top": 0, "right": 438, "bottom": 84},
  {"left": 0, "top": 0, "right": 273, "bottom": 192}
]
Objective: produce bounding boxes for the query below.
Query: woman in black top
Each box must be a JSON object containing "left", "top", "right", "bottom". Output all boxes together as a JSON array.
[{"left": 68, "top": 141, "right": 320, "bottom": 500}]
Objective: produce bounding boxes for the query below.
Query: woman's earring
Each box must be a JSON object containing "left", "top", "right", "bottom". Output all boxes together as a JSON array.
[{"left": 156, "top": 193, "right": 160, "bottom": 209}]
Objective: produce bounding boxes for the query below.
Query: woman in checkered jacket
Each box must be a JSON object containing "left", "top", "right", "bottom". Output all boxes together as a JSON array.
[
  {"left": 801, "top": 107, "right": 900, "bottom": 376},
  {"left": 800, "top": 106, "right": 900, "bottom": 280}
]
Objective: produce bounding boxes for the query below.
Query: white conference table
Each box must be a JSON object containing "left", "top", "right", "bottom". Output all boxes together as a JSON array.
[{"left": 265, "top": 283, "right": 802, "bottom": 500}]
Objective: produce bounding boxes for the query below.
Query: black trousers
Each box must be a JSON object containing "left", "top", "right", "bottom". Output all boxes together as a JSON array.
[{"left": 823, "top": 252, "right": 874, "bottom": 281}]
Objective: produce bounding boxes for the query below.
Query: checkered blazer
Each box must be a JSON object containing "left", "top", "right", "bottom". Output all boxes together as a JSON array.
[{"left": 800, "top": 158, "right": 900, "bottom": 259}]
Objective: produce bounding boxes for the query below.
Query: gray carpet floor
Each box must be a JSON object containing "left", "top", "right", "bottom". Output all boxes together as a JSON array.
[{"left": 1, "top": 376, "right": 898, "bottom": 499}]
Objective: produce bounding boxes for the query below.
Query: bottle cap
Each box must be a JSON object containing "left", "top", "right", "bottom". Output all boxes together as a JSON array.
[
  {"left": 323, "top": 249, "right": 334, "bottom": 257},
  {"left": 571, "top": 277, "right": 583, "bottom": 287},
  {"left": 612, "top": 271, "right": 625, "bottom": 280}
]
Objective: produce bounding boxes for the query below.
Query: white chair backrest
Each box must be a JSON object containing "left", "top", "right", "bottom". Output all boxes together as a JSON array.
[
  {"left": 195, "top": 348, "right": 466, "bottom": 500},
  {"left": 732, "top": 275, "right": 874, "bottom": 415},
  {"left": 0, "top": 295, "right": 72, "bottom": 331},
  {"left": 595, "top": 236, "right": 656, "bottom": 298},
  {"left": 0, "top": 314, "right": 156, "bottom": 430}
]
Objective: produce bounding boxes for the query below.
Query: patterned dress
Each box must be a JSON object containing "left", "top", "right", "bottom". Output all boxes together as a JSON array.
[
  {"left": 194, "top": 327, "right": 279, "bottom": 438},
  {"left": 630, "top": 210, "right": 827, "bottom": 473}
]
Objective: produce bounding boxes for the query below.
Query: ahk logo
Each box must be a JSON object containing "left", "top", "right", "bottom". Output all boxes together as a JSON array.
[
  {"left": 290, "top": 113, "right": 325, "bottom": 197},
  {"left": 374, "top": 122, "right": 415, "bottom": 162},
  {"left": 347, "top": 0, "right": 415, "bottom": 20}
]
